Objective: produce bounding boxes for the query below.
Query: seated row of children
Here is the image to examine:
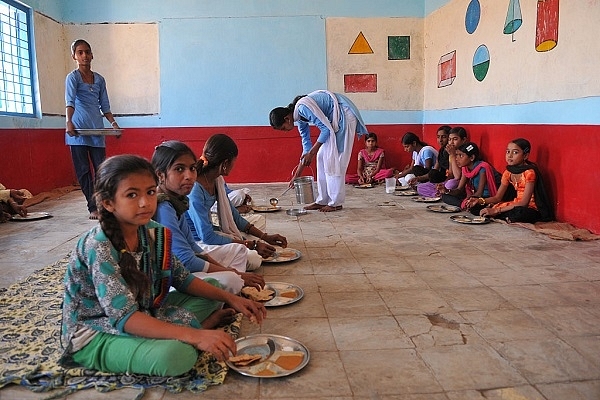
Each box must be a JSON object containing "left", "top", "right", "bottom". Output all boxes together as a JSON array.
[{"left": 347, "top": 126, "right": 554, "bottom": 224}]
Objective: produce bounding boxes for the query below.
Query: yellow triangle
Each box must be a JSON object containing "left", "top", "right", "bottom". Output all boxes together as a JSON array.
[{"left": 348, "top": 31, "right": 374, "bottom": 54}]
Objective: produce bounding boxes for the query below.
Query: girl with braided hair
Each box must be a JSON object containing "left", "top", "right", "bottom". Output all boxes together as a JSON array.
[{"left": 60, "top": 154, "right": 266, "bottom": 376}]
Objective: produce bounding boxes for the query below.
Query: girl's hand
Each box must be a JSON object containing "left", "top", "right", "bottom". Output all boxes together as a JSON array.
[
  {"left": 10, "top": 190, "right": 26, "bottom": 204},
  {"left": 240, "top": 272, "right": 265, "bottom": 289},
  {"left": 9, "top": 201, "right": 27, "bottom": 217},
  {"left": 480, "top": 207, "right": 499, "bottom": 218},
  {"left": 66, "top": 121, "right": 77, "bottom": 137},
  {"left": 227, "top": 295, "right": 267, "bottom": 325},
  {"left": 263, "top": 233, "right": 287, "bottom": 248},
  {"left": 243, "top": 194, "right": 252, "bottom": 205},
  {"left": 301, "top": 152, "right": 314, "bottom": 167},
  {"left": 465, "top": 197, "right": 479, "bottom": 209},
  {"left": 256, "top": 241, "right": 277, "bottom": 258},
  {"left": 187, "top": 329, "right": 237, "bottom": 361},
  {"left": 408, "top": 177, "right": 418, "bottom": 186}
]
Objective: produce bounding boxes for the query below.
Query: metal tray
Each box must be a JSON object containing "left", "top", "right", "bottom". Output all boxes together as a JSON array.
[
  {"left": 450, "top": 215, "right": 490, "bottom": 224},
  {"left": 262, "top": 248, "right": 301, "bottom": 263},
  {"left": 226, "top": 334, "right": 310, "bottom": 378},
  {"left": 395, "top": 185, "right": 413, "bottom": 191},
  {"left": 263, "top": 282, "right": 304, "bottom": 307},
  {"left": 286, "top": 208, "right": 307, "bottom": 216},
  {"left": 10, "top": 212, "right": 52, "bottom": 221},
  {"left": 411, "top": 196, "right": 441, "bottom": 203},
  {"left": 354, "top": 183, "right": 374, "bottom": 189},
  {"left": 394, "top": 190, "right": 418, "bottom": 196},
  {"left": 75, "top": 128, "right": 123, "bottom": 136},
  {"left": 426, "top": 204, "right": 461, "bottom": 213},
  {"left": 252, "top": 205, "right": 282, "bottom": 213}
]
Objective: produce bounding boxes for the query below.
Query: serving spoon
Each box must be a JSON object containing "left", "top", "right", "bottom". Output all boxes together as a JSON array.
[{"left": 269, "top": 186, "right": 293, "bottom": 206}]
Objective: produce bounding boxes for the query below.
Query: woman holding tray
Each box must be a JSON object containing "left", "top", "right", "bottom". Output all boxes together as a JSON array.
[{"left": 65, "top": 39, "right": 120, "bottom": 220}]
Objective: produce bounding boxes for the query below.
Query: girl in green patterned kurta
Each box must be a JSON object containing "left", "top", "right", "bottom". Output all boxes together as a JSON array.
[{"left": 60, "top": 155, "right": 266, "bottom": 376}]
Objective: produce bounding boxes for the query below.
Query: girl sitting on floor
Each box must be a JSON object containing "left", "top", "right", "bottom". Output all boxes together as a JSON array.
[
  {"left": 60, "top": 154, "right": 266, "bottom": 376},
  {"left": 440, "top": 142, "right": 502, "bottom": 215},
  {"left": 152, "top": 140, "right": 265, "bottom": 294},
  {"left": 394, "top": 132, "right": 438, "bottom": 186},
  {"left": 474, "top": 138, "right": 554, "bottom": 223},
  {"left": 345, "top": 132, "right": 395, "bottom": 185}
]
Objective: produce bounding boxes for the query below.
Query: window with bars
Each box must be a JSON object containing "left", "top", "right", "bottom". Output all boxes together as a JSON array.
[{"left": 0, "top": 0, "right": 38, "bottom": 117}]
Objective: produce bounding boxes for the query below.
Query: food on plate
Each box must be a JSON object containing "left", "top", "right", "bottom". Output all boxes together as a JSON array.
[
  {"left": 472, "top": 217, "right": 486, "bottom": 222},
  {"left": 241, "top": 286, "right": 275, "bottom": 302},
  {"left": 273, "top": 351, "right": 305, "bottom": 370},
  {"left": 255, "top": 368, "right": 277, "bottom": 376},
  {"left": 277, "top": 249, "right": 297, "bottom": 259},
  {"left": 229, "top": 353, "right": 262, "bottom": 366},
  {"left": 278, "top": 288, "right": 298, "bottom": 299}
]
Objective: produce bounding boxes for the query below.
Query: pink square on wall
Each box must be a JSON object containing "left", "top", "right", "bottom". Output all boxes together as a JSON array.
[{"left": 344, "top": 74, "right": 377, "bottom": 93}]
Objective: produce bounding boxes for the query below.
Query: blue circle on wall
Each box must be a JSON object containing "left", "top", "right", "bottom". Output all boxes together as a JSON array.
[
  {"left": 472, "top": 45, "right": 490, "bottom": 82},
  {"left": 465, "top": 0, "right": 481, "bottom": 34}
]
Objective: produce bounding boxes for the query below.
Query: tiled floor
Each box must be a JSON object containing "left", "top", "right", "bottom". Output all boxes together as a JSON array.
[{"left": 1, "top": 184, "right": 600, "bottom": 399}]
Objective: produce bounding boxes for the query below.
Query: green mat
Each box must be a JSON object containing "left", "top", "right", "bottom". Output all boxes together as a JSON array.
[{"left": 0, "top": 256, "right": 241, "bottom": 398}]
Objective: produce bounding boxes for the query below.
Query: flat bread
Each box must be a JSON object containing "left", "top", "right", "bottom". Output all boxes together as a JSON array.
[
  {"left": 229, "top": 353, "right": 262, "bottom": 366},
  {"left": 241, "top": 286, "right": 275, "bottom": 302}
]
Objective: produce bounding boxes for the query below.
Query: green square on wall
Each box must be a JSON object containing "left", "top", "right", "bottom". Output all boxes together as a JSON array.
[{"left": 388, "top": 36, "right": 410, "bottom": 60}]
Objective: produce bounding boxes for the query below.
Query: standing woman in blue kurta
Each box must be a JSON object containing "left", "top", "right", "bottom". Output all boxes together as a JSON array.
[
  {"left": 270, "top": 90, "right": 367, "bottom": 212},
  {"left": 65, "top": 39, "right": 120, "bottom": 220}
]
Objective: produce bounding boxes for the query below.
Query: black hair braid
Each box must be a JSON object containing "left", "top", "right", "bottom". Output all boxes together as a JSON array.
[
  {"left": 288, "top": 95, "right": 306, "bottom": 111},
  {"left": 98, "top": 206, "right": 150, "bottom": 301}
]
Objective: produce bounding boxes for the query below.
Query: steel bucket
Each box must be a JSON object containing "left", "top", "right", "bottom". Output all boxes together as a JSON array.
[{"left": 293, "top": 176, "right": 315, "bottom": 205}]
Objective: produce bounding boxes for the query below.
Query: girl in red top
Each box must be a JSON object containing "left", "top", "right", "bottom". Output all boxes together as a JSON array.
[{"left": 473, "top": 138, "right": 554, "bottom": 223}]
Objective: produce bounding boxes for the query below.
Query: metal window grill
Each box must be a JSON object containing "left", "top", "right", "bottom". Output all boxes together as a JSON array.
[{"left": 0, "top": 0, "right": 35, "bottom": 116}]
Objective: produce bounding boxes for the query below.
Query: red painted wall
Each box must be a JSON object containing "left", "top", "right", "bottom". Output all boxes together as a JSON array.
[{"left": 1, "top": 124, "right": 598, "bottom": 233}]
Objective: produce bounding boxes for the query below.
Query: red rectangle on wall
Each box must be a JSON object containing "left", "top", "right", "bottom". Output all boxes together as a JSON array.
[{"left": 344, "top": 73, "right": 377, "bottom": 93}]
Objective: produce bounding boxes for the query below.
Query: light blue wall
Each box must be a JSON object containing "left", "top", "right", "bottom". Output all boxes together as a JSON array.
[
  {"left": 159, "top": 16, "right": 326, "bottom": 127},
  {"left": 10, "top": 0, "right": 600, "bottom": 128}
]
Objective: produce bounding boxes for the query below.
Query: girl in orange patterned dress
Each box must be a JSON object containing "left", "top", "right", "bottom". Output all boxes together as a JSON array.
[{"left": 469, "top": 138, "right": 554, "bottom": 223}]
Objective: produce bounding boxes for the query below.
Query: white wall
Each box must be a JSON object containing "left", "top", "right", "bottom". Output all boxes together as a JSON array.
[
  {"left": 326, "top": 18, "right": 424, "bottom": 111},
  {"left": 424, "top": 0, "right": 600, "bottom": 110}
]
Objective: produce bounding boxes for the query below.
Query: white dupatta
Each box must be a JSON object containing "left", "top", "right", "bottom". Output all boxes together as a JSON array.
[
  {"left": 215, "top": 176, "right": 243, "bottom": 240},
  {"left": 293, "top": 90, "right": 342, "bottom": 176}
]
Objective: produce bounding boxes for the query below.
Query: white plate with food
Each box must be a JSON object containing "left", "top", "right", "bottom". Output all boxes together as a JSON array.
[
  {"left": 252, "top": 205, "right": 282, "bottom": 213},
  {"left": 450, "top": 215, "right": 490, "bottom": 224},
  {"left": 262, "top": 248, "right": 301, "bottom": 263},
  {"left": 10, "top": 212, "right": 52, "bottom": 221},
  {"left": 426, "top": 204, "right": 461, "bottom": 213},
  {"left": 411, "top": 196, "right": 441, "bottom": 203},
  {"left": 226, "top": 334, "right": 310, "bottom": 378},
  {"left": 75, "top": 128, "right": 123, "bottom": 136},
  {"left": 394, "top": 190, "right": 418, "bottom": 196}
]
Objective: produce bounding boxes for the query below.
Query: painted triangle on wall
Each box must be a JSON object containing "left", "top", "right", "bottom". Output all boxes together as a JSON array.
[{"left": 348, "top": 31, "right": 374, "bottom": 54}]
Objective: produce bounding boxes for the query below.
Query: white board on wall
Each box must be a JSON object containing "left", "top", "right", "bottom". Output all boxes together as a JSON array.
[
  {"left": 34, "top": 12, "right": 67, "bottom": 116},
  {"left": 326, "top": 17, "right": 424, "bottom": 111},
  {"left": 64, "top": 23, "right": 159, "bottom": 115}
]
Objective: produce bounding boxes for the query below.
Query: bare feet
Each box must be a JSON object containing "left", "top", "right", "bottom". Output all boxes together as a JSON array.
[
  {"left": 89, "top": 211, "right": 99, "bottom": 220},
  {"left": 304, "top": 203, "right": 324, "bottom": 210},
  {"left": 202, "top": 308, "right": 237, "bottom": 329},
  {"left": 319, "top": 205, "right": 343, "bottom": 212}
]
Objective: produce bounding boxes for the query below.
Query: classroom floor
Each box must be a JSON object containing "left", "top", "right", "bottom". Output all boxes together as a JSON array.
[{"left": 1, "top": 184, "right": 600, "bottom": 400}]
